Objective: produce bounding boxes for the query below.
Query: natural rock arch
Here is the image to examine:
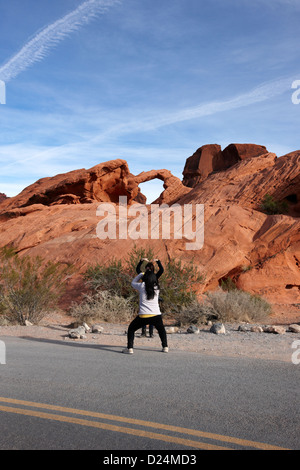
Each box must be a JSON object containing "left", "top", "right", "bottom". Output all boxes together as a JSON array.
[
  {"left": 129, "top": 169, "right": 191, "bottom": 205},
  {"left": 0, "top": 160, "right": 191, "bottom": 217}
]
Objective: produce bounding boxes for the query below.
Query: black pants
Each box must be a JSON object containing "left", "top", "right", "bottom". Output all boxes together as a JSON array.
[
  {"left": 127, "top": 315, "right": 168, "bottom": 349},
  {"left": 142, "top": 324, "right": 154, "bottom": 336}
]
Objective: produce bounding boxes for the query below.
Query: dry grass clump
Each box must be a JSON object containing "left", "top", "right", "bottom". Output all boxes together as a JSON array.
[
  {"left": 207, "top": 289, "right": 272, "bottom": 323},
  {"left": 69, "top": 290, "right": 134, "bottom": 324},
  {"left": 175, "top": 300, "right": 217, "bottom": 326},
  {"left": 175, "top": 289, "right": 271, "bottom": 326}
]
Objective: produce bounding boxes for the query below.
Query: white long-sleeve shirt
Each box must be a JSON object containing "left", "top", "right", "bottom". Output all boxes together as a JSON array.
[{"left": 131, "top": 273, "right": 161, "bottom": 317}]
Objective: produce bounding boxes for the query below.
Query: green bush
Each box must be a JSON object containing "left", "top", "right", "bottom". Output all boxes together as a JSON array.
[
  {"left": 159, "top": 259, "right": 205, "bottom": 314},
  {"left": 260, "top": 194, "right": 288, "bottom": 215},
  {"left": 125, "top": 245, "right": 156, "bottom": 278},
  {"left": 220, "top": 277, "right": 237, "bottom": 292},
  {"left": 83, "top": 246, "right": 157, "bottom": 313},
  {"left": 0, "top": 247, "right": 72, "bottom": 325},
  {"left": 84, "top": 259, "right": 132, "bottom": 298},
  {"left": 72, "top": 245, "right": 205, "bottom": 322}
]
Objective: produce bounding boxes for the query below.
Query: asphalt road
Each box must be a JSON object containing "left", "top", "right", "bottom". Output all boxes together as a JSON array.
[{"left": 0, "top": 336, "right": 299, "bottom": 451}]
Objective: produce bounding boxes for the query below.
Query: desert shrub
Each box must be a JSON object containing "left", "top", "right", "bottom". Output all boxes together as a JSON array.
[
  {"left": 207, "top": 289, "right": 272, "bottom": 323},
  {"left": 84, "top": 246, "right": 156, "bottom": 296},
  {"left": 220, "top": 277, "right": 237, "bottom": 292},
  {"left": 0, "top": 247, "right": 72, "bottom": 325},
  {"left": 159, "top": 259, "right": 205, "bottom": 315},
  {"left": 260, "top": 194, "right": 288, "bottom": 215},
  {"left": 174, "top": 299, "right": 218, "bottom": 326},
  {"left": 84, "top": 259, "right": 132, "bottom": 298},
  {"left": 83, "top": 246, "right": 157, "bottom": 312},
  {"left": 241, "top": 265, "right": 252, "bottom": 273},
  {"left": 73, "top": 244, "right": 205, "bottom": 322},
  {"left": 174, "top": 289, "right": 272, "bottom": 326},
  {"left": 125, "top": 245, "right": 156, "bottom": 278},
  {"left": 124, "top": 245, "right": 204, "bottom": 313},
  {"left": 70, "top": 290, "right": 134, "bottom": 324}
]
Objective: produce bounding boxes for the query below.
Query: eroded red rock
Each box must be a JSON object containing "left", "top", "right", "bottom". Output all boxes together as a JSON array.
[
  {"left": 182, "top": 143, "right": 268, "bottom": 188},
  {"left": 0, "top": 193, "right": 7, "bottom": 204},
  {"left": 0, "top": 144, "right": 299, "bottom": 312},
  {"left": 0, "top": 159, "right": 144, "bottom": 211}
]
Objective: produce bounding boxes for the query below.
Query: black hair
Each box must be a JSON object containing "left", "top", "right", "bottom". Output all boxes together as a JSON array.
[
  {"left": 145, "top": 262, "right": 154, "bottom": 272},
  {"left": 143, "top": 270, "right": 159, "bottom": 300}
]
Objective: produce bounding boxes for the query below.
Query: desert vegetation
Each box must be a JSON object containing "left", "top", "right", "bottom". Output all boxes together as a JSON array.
[
  {"left": 259, "top": 193, "right": 289, "bottom": 215},
  {"left": 70, "top": 245, "right": 271, "bottom": 326},
  {"left": 70, "top": 290, "right": 135, "bottom": 324},
  {"left": 69, "top": 245, "right": 205, "bottom": 324},
  {"left": 0, "top": 244, "right": 271, "bottom": 326},
  {"left": 0, "top": 247, "right": 72, "bottom": 325},
  {"left": 175, "top": 289, "right": 271, "bottom": 327}
]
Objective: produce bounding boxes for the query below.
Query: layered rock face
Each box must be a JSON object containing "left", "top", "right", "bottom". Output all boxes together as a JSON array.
[
  {"left": 179, "top": 149, "right": 300, "bottom": 217},
  {"left": 0, "top": 159, "right": 141, "bottom": 211},
  {"left": 0, "top": 143, "right": 299, "bottom": 308},
  {"left": 0, "top": 160, "right": 190, "bottom": 217},
  {"left": 182, "top": 144, "right": 223, "bottom": 187},
  {"left": 134, "top": 169, "right": 190, "bottom": 205},
  {"left": 0, "top": 193, "right": 7, "bottom": 203},
  {"left": 182, "top": 143, "right": 268, "bottom": 187}
]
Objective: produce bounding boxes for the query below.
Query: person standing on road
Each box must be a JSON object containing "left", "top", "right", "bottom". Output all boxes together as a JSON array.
[
  {"left": 136, "top": 258, "right": 164, "bottom": 338},
  {"left": 123, "top": 259, "right": 168, "bottom": 355}
]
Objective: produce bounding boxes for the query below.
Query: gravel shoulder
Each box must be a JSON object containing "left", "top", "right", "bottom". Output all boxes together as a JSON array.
[{"left": 1, "top": 310, "right": 300, "bottom": 363}]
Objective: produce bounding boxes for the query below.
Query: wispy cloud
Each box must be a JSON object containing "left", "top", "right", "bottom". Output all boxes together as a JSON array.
[
  {"left": 138, "top": 76, "right": 294, "bottom": 130},
  {"left": 0, "top": 0, "right": 120, "bottom": 82},
  {"left": 229, "top": 0, "right": 300, "bottom": 8},
  {"left": 0, "top": 74, "right": 295, "bottom": 179},
  {"left": 85, "top": 75, "right": 294, "bottom": 140}
]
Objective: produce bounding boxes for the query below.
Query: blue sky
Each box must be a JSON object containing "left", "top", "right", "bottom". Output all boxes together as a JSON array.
[{"left": 0, "top": 0, "right": 300, "bottom": 202}]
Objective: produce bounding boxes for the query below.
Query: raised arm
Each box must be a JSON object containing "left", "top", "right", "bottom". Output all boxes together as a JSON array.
[
  {"left": 136, "top": 260, "right": 143, "bottom": 274},
  {"left": 131, "top": 272, "right": 144, "bottom": 290},
  {"left": 155, "top": 260, "right": 164, "bottom": 279},
  {"left": 136, "top": 258, "right": 149, "bottom": 274}
]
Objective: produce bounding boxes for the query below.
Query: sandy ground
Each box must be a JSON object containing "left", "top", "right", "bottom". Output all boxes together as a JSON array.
[{"left": 1, "top": 307, "right": 300, "bottom": 363}]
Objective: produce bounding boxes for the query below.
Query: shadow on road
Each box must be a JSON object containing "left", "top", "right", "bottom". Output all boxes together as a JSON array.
[
  {"left": 16, "top": 336, "right": 165, "bottom": 356},
  {"left": 18, "top": 336, "right": 123, "bottom": 355}
]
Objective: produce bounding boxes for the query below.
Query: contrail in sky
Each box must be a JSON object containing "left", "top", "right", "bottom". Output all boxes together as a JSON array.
[
  {"left": 85, "top": 75, "right": 294, "bottom": 138},
  {"left": 138, "top": 76, "right": 293, "bottom": 130},
  {"left": 0, "top": 75, "right": 294, "bottom": 174},
  {"left": 0, "top": 0, "right": 120, "bottom": 82}
]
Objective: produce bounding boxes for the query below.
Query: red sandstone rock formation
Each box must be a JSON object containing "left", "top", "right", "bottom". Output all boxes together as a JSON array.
[
  {"left": 0, "top": 160, "right": 190, "bottom": 217},
  {"left": 133, "top": 169, "right": 191, "bottom": 205},
  {"left": 0, "top": 193, "right": 7, "bottom": 204},
  {"left": 222, "top": 143, "right": 268, "bottom": 163},
  {"left": 0, "top": 200, "right": 298, "bottom": 306},
  {"left": 182, "top": 144, "right": 223, "bottom": 187},
  {"left": 182, "top": 143, "right": 268, "bottom": 188},
  {"left": 0, "top": 144, "right": 299, "bottom": 309},
  {"left": 178, "top": 150, "right": 300, "bottom": 217},
  {"left": 0, "top": 159, "right": 141, "bottom": 212}
]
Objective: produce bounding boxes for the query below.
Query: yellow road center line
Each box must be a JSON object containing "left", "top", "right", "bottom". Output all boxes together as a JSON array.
[
  {"left": 0, "top": 405, "right": 228, "bottom": 451},
  {"left": 0, "top": 397, "right": 288, "bottom": 450}
]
